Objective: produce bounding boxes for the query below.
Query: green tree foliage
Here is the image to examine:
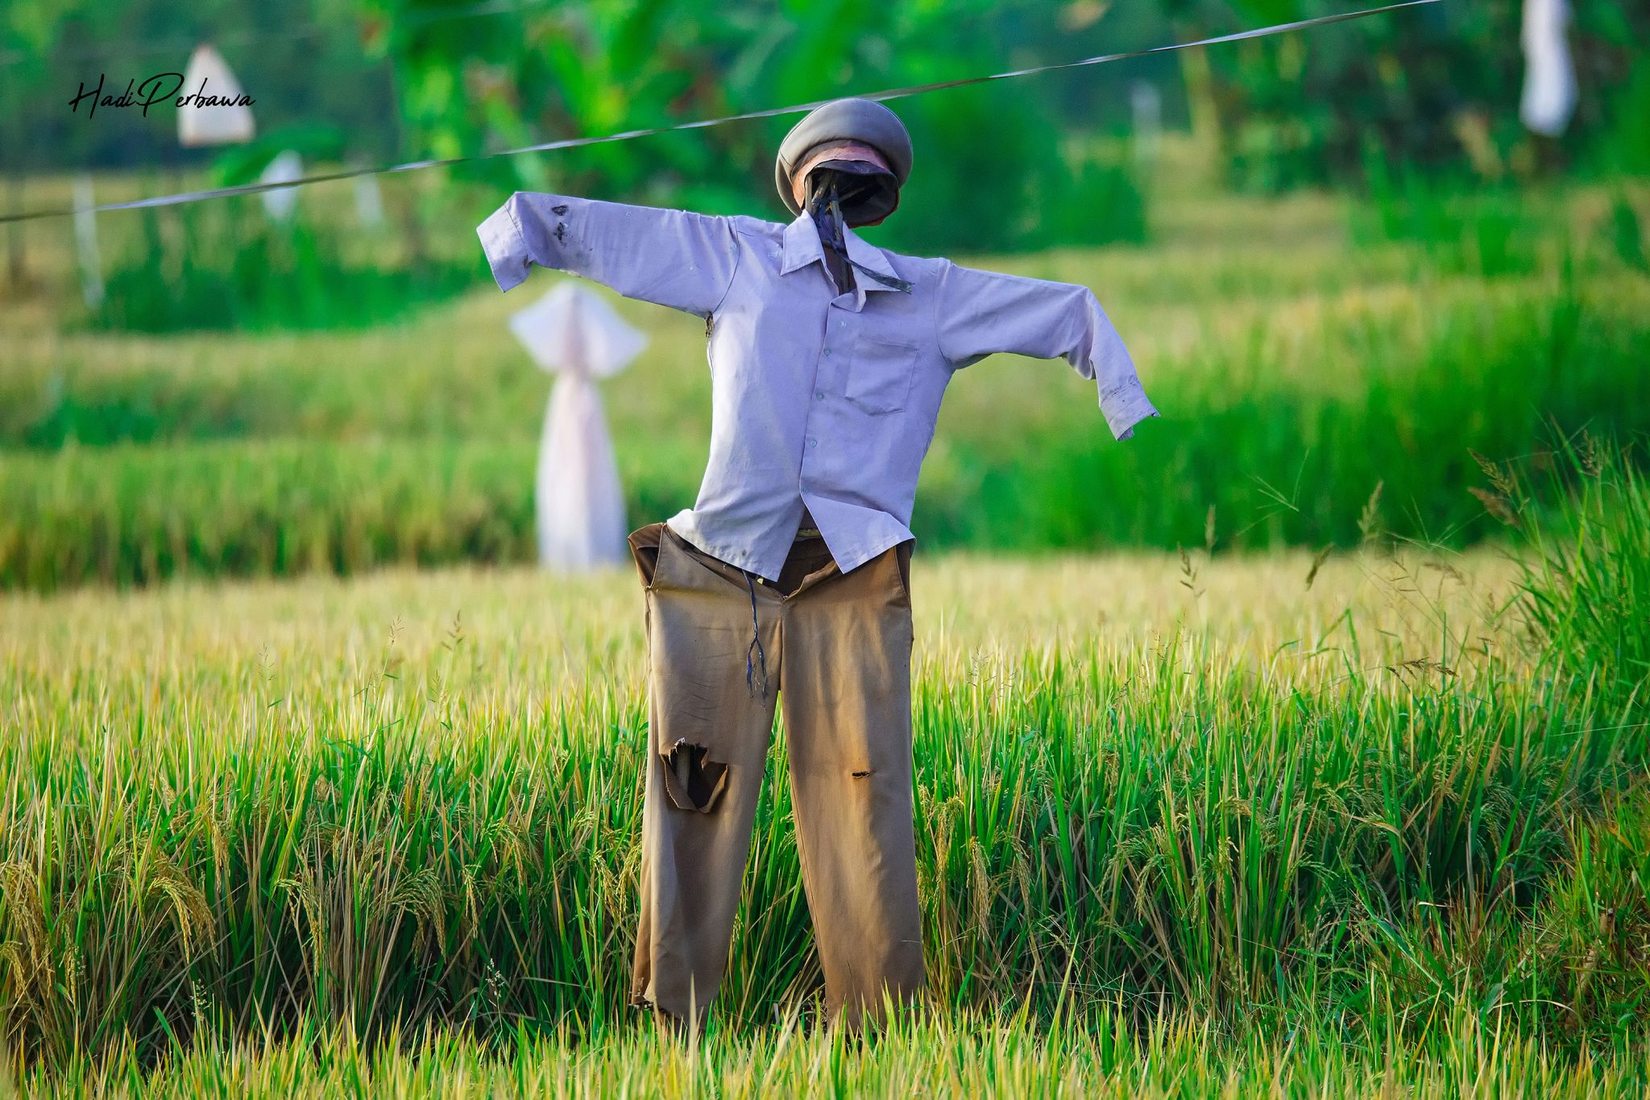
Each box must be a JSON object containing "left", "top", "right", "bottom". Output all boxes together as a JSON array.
[
  {"left": 1, "top": 0, "right": 398, "bottom": 172},
  {"left": 359, "top": 0, "right": 1151, "bottom": 251},
  {"left": 1164, "top": 0, "right": 1650, "bottom": 191}
]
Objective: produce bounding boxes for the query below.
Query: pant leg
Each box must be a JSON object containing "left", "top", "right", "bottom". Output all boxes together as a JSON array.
[
  {"left": 626, "top": 522, "right": 783, "bottom": 1029},
  {"left": 780, "top": 537, "right": 925, "bottom": 1028}
]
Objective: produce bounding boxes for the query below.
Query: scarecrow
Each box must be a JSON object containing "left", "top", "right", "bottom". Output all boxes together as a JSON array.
[{"left": 477, "top": 97, "right": 1159, "bottom": 1033}]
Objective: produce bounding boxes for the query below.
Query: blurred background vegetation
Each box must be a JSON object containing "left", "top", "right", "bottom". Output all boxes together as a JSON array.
[
  {"left": 5, "top": 0, "right": 1646, "bottom": 258},
  {"left": 0, "top": 0, "right": 1646, "bottom": 589}
]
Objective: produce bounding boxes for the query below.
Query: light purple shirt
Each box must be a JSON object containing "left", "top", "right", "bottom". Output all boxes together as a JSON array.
[{"left": 478, "top": 192, "right": 1160, "bottom": 582}]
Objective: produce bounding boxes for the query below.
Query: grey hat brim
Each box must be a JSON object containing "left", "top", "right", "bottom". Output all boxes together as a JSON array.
[{"left": 775, "top": 98, "right": 913, "bottom": 218}]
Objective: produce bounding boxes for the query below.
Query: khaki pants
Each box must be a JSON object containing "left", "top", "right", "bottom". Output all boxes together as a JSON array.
[{"left": 625, "top": 518, "right": 924, "bottom": 1030}]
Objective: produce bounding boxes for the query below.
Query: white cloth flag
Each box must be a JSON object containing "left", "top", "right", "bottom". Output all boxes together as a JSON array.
[
  {"left": 1521, "top": 0, "right": 1578, "bottom": 137},
  {"left": 177, "top": 45, "right": 255, "bottom": 146},
  {"left": 1129, "top": 80, "right": 1162, "bottom": 165},
  {"left": 259, "top": 150, "right": 303, "bottom": 222},
  {"left": 509, "top": 282, "right": 647, "bottom": 570},
  {"left": 354, "top": 173, "right": 385, "bottom": 228},
  {"left": 72, "top": 175, "right": 104, "bottom": 308}
]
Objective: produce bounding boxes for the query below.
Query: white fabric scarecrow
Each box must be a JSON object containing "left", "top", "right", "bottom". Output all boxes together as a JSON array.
[
  {"left": 509, "top": 281, "right": 646, "bottom": 570},
  {"left": 1520, "top": 0, "right": 1578, "bottom": 137},
  {"left": 177, "top": 45, "right": 255, "bottom": 146}
]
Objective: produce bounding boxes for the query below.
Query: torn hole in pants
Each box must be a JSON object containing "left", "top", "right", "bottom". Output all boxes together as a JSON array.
[
  {"left": 662, "top": 738, "right": 730, "bottom": 813},
  {"left": 742, "top": 570, "right": 769, "bottom": 700}
]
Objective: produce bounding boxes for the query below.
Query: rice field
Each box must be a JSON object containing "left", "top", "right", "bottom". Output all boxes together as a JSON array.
[
  {"left": 3, "top": 443, "right": 1649, "bottom": 1094},
  {"left": 3, "top": 170, "right": 1647, "bottom": 589},
  {"left": 2, "top": 158, "right": 1648, "bottom": 1093}
]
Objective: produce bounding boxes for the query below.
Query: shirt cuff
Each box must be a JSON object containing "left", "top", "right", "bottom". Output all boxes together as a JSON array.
[
  {"left": 477, "top": 200, "right": 532, "bottom": 292},
  {"left": 1099, "top": 377, "right": 1161, "bottom": 441}
]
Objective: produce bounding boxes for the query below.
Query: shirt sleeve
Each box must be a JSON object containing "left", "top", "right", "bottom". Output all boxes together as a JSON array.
[
  {"left": 476, "top": 192, "right": 741, "bottom": 316},
  {"left": 935, "top": 260, "right": 1160, "bottom": 441}
]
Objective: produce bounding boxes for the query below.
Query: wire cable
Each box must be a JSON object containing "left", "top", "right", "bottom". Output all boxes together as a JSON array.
[{"left": 0, "top": 0, "right": 1440, "bottom": 225}]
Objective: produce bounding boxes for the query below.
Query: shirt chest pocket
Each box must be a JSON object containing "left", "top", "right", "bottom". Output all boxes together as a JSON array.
[{"left": 845, "top": 332, "right": 919, "bottom": 415}]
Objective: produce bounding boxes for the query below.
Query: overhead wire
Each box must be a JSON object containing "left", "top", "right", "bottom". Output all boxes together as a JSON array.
[{"left": 0, "top": 0, "right": 1441, "bottom": 225}]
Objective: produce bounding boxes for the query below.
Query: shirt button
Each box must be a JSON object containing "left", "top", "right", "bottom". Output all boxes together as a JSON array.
[
  {"left": 815, "top": 390, "right": 826, "bottom": 400},
  {"left": 823, "top": 349, "right": 832, "bottom": 357},
  {"left": 806, "top": 437, "right": 817, "bottom": 448}
]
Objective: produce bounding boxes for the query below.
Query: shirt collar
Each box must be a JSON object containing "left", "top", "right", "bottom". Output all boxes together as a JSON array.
[{"left": 779, "top": 211, "right": 905, "bottom": 294}]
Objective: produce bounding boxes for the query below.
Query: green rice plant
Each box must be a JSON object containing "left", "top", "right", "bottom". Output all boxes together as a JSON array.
[
  {"left": 944, "top": 279, "right": 1650, "bottom": 556},
  {"left": 0, "top": 657, "right": 1635, "bottom": 1070},
  {"left": 4, "top": 274, "right": 1645, "bottom": 592},
  {"left": 0, "top": 438, "right": 706, "bottom": 592},
  {"left": 8, "top": 998, "right": 1650, "bottom": 1097},
  {"left": 1531, "top": 787, "right": 1650, "bottom": 1046},
  {"left": 1348, "top": 153, "right": 1555, "bottom": 280},
  {"left": 1020, "top": 148, "right": 1150, "bottom": 250},
  {"left": 3, "top": 179, "right": 1641, "bottom": 593},
  {"left": 1607, "top": 191, "right": 1648, "bottom": 274},
  {"left": 1328, "top": 437, "right": 1650, "bottom": 1053},
  {"left": 3, "top": 479, "right": 1647, "bottom": 1082},
  {"left": 1337, "top": 781, "right": 1650, "bottom": 1058},
  {"left": 2, "top": 559, "right": 1644, "bottom": 1071},
  {"left": 1501, "top": 435, "right": 1650, "bottom": 715},
  {"left": 83, "top": 198, "right": 482, "bottom": 334},
  {"left": 1591, "top": 52, "right": 1650, "bottom": 177}
]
